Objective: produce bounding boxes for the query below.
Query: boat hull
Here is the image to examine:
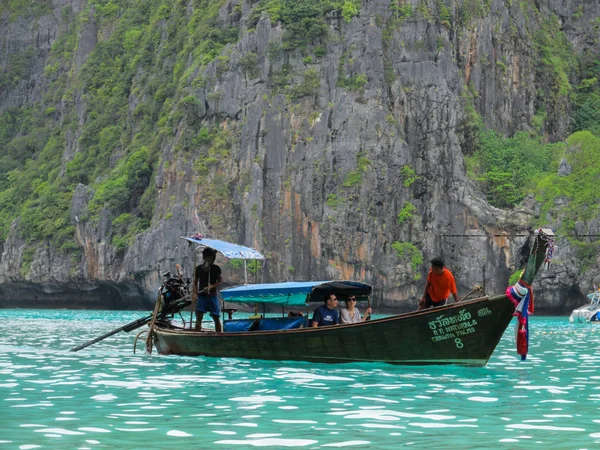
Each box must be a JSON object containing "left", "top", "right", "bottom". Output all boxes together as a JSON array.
[
  {"left": 153, "top": 295, "right": 515, "bottom": 366},
  {"left": 569, "top": 309, "right": 600, "bottom": 323}
]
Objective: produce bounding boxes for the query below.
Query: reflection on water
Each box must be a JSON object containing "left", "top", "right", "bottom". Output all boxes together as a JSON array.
[{"left": 1, "top": 310, "right": 600, "bottom": 448}]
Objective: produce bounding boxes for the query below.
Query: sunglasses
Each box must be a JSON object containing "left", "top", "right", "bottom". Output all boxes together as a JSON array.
[{"left": 348, "top": 298, "right": 356, "bottom": 301}]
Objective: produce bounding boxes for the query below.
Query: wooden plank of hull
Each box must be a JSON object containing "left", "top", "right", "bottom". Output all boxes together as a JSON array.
[{"left": 153, "top": 295, "right": 515, "bottom": 366}]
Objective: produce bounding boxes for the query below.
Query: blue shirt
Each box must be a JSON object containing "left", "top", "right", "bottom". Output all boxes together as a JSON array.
[{"left": 312, "top": 305, "right": 339, "bottom": 327}]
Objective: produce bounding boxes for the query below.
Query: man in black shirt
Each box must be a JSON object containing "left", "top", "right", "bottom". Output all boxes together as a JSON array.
[{"left": 194, "top": 247, "right": 223, "bottom": 332}]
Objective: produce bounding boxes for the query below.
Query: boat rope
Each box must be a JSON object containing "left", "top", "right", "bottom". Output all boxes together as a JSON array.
[
  {"left": 133, "top": 329, "right": 148, "bottom": 354},
  {"left": 459, "top": 285, "right": 483, "bottom": 302},
  {"left": 144, "top": 289, "right": 162, "bottom": 354}
]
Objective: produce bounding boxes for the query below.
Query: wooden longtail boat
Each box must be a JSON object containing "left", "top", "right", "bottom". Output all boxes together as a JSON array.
[{"left": 149, "top": 229, "right": 554, "bottom": 366}]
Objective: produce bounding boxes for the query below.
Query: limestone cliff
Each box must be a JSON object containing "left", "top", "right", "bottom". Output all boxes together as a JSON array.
[{"left": 0, "top": 0, "right": 599, "bottom": 313}]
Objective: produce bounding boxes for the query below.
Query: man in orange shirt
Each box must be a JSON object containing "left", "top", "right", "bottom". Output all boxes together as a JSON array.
[{"left": 418, "top": 257, "right": 459, "bottom": 309}]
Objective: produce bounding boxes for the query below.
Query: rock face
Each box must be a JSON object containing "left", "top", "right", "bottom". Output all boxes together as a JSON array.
[{"left": 0, "top": 0, "right": 599, "bottom": 312}]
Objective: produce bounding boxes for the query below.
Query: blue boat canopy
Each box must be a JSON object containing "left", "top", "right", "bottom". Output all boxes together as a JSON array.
[
  {"left": 182, "top": 236, "right": 264, "bottom": 260},
  {"left": 221, "top": 280, "right": 372, "bottom": 306}
]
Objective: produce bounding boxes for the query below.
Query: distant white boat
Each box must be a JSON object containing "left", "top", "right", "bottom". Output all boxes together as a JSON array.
[{"left": 569, "top": 291, "right": 600, "bottom": 324}]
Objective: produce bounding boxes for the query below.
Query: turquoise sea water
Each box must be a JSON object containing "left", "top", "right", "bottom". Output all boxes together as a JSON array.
[{"left": 1, "top": 310, "right": 600, "bottom": 449}]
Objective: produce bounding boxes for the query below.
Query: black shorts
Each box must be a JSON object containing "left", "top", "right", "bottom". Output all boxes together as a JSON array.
[{"left": 423, "top": 293, "right": 447, "bottom": 308}]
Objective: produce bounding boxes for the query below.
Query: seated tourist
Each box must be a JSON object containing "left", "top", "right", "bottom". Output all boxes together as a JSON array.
[
  {"left": 311, "top": 294, "right": 339, "bottom": 327},
  {"left": 249, "top": 305, "right": 262, "bottom": 319},
  {"left": 339, "top": 295, "right": 371, "bottom": 324}
]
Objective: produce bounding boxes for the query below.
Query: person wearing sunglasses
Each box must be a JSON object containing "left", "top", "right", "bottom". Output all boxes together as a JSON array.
[
  {"left": 339, "top": 295, "right": 371, "bottom": 324},
  {"left": 311, "top": 293, "right": 340, "bottom": 327}
]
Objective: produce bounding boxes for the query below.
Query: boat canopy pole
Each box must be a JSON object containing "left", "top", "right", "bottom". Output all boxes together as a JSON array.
[
  {"left": 190, "top": 249, "right": 197, "bottom": 329},
  {"left": 244, "top": 260, "right": 248, "bottom": 285}
]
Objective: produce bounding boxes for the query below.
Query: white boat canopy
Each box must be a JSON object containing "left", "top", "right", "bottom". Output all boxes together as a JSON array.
[{"left": 182, "top": 236, "right": 264, "bottom": 260}]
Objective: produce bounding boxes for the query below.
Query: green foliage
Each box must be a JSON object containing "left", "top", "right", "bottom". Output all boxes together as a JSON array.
[
  {"left": 391, "top": 241, "right": 423, "bottom": 280},
  {"left": 470, "top": 130, "right": 561, "bottom": 208},
  {"left": 416, "top": 0, "right": 433, "bottom": 23},
  {"left": 572, "top": 57, "right": 600, "bottom": 137},
  {"left": 459, "top": 90, "right": 483, "bottom": 155},
  {"left": 343, "top": 171, "right": 362, "bottom": 187},
  {"left": 534, "top": 16, "right": 577, "bottom": 121},
  {"left": 458, "top": 0, "right": 487, "bottom": 26},
  {"left": 92, "top": 0, "right": 120, "bottom": 20},
  {"left": 389, "top": 0, "right": 413, "bottom": 22},
  {"left": 228, "top": 258, "right": 244, "bottom": 270},
  {"left": 196, "top": 127, "right": 212, "bottom": 143},
  {"left": 20, "top": 246, "right": 37, "bottom": 276},
  {"left": 340, "top": 0, "right": 359, "bottom": 23},
  {"left": 252, "top": 0, "right": 327, "bottom": 50},
  {"left": 357, "top": 157, "right": 372, "bottom": 172},
  {"left": 397, "top": 202, "right": 416, "bottom": 225},
  {"left": 532, "top": 108, "right": 547, "bottom": 134},
  {"left": 0, "top": 0, "right": 242, "bottom": 253},
  {"left": 291, "top": 69, "right": 321, "bottom": 98},
  {"left": 0, "top": 47, "right": 36, "bottom": 92},
  {"left": 250, "top": 0, "right": 360, "bottom": 50},
  {"left": 400, "top": 165, "right": 419, "bottom": 187},
  {"left": 326, "top": 193, "right": 341, "bottom": 208},
  {"left": 438, "top": 2, "right": 451, "bottom": 28},
  {"left": 535, "top": 131, "right": 600, "bottom": 233},
  {"left": 267, "top": 41, "right": 282, "bottom": 60},
  {"left": 239, "top": 52, "right": 259, "bottom": 78},
  {"left": 269, "top": 66, "right": 292, "bottom": 93},
  {"left": 338, "top": 73, "right": 368, "bottom": 91},
  {"left": 247, "top": 259, "right": 262, "bottom": 274},
  {"left": 573, "top": 241, "right": 600, "bottom": 273},
  {"left": 0, "top": 0, "right": 51, "bottom": 21},
  {"left": 337, "top": 51, "right": 369, "bottom": 91},
  {"left": 89, "top": 146, "right": 152, "bottom": 216}
]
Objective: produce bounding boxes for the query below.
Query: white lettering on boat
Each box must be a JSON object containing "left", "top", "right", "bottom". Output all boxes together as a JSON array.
[
  {"left": 428, "top": 309, "right": 482, "bottom": 346},
  {"left": 477, "top": 307, "right": 492, "bottom": 317}
]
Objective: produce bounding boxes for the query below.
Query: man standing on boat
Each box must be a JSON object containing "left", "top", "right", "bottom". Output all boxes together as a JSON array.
[
  {"left": 311, "top": 294, "right": 339, "bottom": 327},
  {"left": 418, "top": 257, "right": 459, "bottom": 310},
  {"left": 195, "top": 247, "right": 223, "bottom": 332}
]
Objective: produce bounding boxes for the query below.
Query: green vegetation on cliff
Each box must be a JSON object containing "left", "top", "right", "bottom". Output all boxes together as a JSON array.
[
  {"left": 1, "top": 0, "right": 600, "bottom": 276},
  {"left": 0, "top": 0, "right": 237, "bottom": 251},
  {"left": 536, "top": 132, "right": 600, "bottom": 227},
  {"left": 249, "top": 0, "right": 360, "bottom": 49},
  {"left": 467, "top": 130, "right": 563, "bottom": 208}
]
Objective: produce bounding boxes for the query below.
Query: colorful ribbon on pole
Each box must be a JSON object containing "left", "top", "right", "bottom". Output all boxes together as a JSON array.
[{"left": 506, "top": 280, "right": 533, "bottom": 360}]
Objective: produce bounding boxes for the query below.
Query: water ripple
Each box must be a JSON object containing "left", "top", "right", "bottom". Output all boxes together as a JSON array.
[{"left": 2, "top": 312, "right": 600, "bottom": 448}]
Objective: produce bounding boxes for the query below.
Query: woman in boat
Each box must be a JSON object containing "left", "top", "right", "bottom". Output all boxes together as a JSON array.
[{"left": 339, "top": 295, "right": 371, "bottom": 324}]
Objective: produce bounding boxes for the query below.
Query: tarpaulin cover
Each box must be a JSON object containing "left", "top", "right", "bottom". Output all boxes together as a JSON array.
[
  {"left": 221, "top": 280, "right": 372, "bottom": 306},
  {"left": 223, "top": 316, "right": 308, "bottom": 332}
]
